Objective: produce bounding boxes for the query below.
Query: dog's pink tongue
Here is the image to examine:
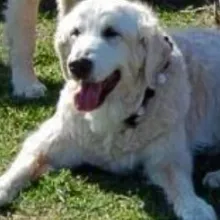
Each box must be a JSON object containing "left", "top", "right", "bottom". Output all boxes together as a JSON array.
[{"left": 74, "top": 82, "right": 102, "bottom": 112}]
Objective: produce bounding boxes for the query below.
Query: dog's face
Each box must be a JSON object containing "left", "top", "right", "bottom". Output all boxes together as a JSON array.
[{"left": 56, "top": 0, "right": 172, "bottom": 114}]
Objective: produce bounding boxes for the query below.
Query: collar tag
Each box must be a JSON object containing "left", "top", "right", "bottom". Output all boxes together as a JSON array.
[{"left": 157, "top": 72, "right": 167, "bottom": 85}]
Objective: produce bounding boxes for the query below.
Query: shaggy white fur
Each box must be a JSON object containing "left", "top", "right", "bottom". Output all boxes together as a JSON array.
[{"left": 2, "top": 0, "right": 220, "bottom": 219}]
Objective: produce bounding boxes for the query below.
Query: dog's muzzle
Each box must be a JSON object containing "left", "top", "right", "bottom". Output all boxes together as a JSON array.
[{"left": 74, "top": 69, "right": 121, "bottom": 112}]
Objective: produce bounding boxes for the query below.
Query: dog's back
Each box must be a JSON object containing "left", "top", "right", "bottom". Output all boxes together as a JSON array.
[{"left": 171, "top": 29, "right": 220, "bottom": 149}]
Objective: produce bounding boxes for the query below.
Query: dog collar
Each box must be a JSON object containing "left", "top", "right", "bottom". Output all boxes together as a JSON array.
[
  {"left": 123, "top": 60, "right": 170, "bottom": 128},
  {"left": 123, "top": 87, "right": 155, "bottom": 128}
]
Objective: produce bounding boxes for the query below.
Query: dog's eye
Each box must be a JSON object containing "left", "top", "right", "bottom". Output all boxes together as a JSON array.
[
  {"left": 71, "top": 28, "right": 81, "bottom": 37},
  {"left": 102, "top": 27, "right": 120, "bottom": 39}
]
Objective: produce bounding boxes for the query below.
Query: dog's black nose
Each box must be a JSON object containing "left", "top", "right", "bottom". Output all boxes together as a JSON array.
[{"left": 68, "top": 58, "right": 93, "bottom": 80}]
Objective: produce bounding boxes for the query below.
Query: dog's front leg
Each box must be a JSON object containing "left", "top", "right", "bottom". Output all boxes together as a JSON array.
[
  {"left": 144, "top": 125, "right": 216, "bottom": 220},
  {"left": 0, "top": 116, "right": 81, "bottom": 206}
]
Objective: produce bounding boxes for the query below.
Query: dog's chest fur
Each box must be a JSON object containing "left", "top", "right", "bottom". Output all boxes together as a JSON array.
[
  {"left": 69, "top": 115, "right": 144, "bottom": 171},
  {"left": 62, "top": 101, "right": 179, "bottom": 173}
]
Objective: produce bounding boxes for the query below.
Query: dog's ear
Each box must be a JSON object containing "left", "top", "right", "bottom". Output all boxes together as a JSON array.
[
  {"left": 55, "top": 24, "right": 72, "bottom": 80},
  {"left": 138, "top": 8, "right": 172, "bottom": 88}
]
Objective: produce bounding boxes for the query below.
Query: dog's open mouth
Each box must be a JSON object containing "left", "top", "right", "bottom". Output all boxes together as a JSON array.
[{"left": 74, "top": 70, "right": 121, "bottom": 112}]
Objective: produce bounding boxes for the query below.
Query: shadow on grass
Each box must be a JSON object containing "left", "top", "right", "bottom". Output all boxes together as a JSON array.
[
  {"left": 0, "top": 0, "right": 213, "bottom": 22},
  {"left": 71, "top": 165, "right": 175, "bottom": 219},
  {"left": 149, "top": 0, "right": 213, "bottom": 10},
  {"left": 37, "top": 0, "right": 215, "bottom": 20},
  {"left": 70, "top": 156, "right": 220, "bottom": 219},
  {"left": 69, "top": 158, "right": 220, "bottom": 219},
  {"left": 0, "top": 205, "right": 17, "bottom": 218},
  {"left": 0, "top": 61, "right": 62, "bottom": 108},
  {"left": 194, "top": 153, "right": 220, "bottom": 214},
  {"left": 0, "top": 1, "right": 6, "bottom": 22},
  {"left": 0, "top": 61, "right": 10, "bottom": 95}
]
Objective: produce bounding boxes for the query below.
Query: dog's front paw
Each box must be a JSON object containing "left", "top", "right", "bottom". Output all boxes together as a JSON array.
[
  {"left": 203, "top": 171, "right": 220, "bottom": 188},
  {"left": 12, "top": 79, "right": 47, "bottom": 98},
  {"left": 0, "top": 181, "right": 13, "bottom": 207},
  {"left": 0, "top": 177, "right": 18, "bottom": 207},
  {"left": 0, "top": 188, "right": 11, "bottom": 207},
  {"left": 178, "top": 197, "right": 216, "bottom": 220}
]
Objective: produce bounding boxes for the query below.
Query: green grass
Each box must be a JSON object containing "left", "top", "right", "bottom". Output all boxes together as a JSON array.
[{"left": 0, "top": 3, "right": 220, "bottom": 220}]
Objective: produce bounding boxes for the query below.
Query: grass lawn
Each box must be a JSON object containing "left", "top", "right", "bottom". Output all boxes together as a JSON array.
[{"left": 0, "top": 2, "right": 220, "bottom": 220}]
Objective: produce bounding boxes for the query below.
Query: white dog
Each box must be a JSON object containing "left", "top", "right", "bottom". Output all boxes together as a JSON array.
[{"left": 1, "top": 0, "right": 220, "bottom": 219}]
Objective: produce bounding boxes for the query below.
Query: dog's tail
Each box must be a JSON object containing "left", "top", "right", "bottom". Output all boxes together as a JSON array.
[{"left": 214, "top": 0, "right": 220, "bottom": 27}]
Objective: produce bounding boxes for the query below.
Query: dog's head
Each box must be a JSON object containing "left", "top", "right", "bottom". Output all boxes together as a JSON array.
[{"left": 55, "top": 0, "right": 173, "bottom": 130}]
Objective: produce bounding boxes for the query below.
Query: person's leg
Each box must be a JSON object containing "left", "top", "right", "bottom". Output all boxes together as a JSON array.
[{"left": 5, "top": 0, "right": 46, "bottom": 98}]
